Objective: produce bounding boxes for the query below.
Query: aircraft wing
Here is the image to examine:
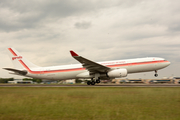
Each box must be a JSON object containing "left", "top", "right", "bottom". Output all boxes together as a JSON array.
[
  {"left": 3, "top": 68, "right": 27, "bottom": 75},
  {"left": 70, "top": 51, "right": 111, "bottom": 73}
]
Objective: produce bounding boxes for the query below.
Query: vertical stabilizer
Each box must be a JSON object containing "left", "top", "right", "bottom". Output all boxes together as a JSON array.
[{"left": 7, "top": 48, "right": 39, "bottom": 69}]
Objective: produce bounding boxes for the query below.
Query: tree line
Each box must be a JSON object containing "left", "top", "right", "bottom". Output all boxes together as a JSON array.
[
  {"left": 0, "top": 78, "right": 85, "bottom": 83},
  {"left": 0, "top": 78, "right": 14, "bottom": 83},
  {"left": 0, "top": 78, "right": 42, "bottom": 83}
]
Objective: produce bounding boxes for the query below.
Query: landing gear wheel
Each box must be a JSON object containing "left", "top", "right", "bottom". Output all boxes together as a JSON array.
[
  {"left": 154, "top": 74, "right": 158, "bottom": 77},
  {"left": 96, "top": 80, "right": 100, "bottom": 83},
  {"left": 154, "top": 70, "right": 158, "bottom": 77},
  {"left": 87, "top": 81, "right": 91, "bottom": 85},
  {"left": 91, "top": 81, "right": 96, "bottom": 85}
]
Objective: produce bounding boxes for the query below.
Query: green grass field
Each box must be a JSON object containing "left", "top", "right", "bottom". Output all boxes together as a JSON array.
[{"left": 0, "top": 87, "right": 180, "bottom": 120}]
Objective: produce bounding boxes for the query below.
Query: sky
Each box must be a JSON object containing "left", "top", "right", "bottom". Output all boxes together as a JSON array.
[{"left": 0, "top": 0, "right": 180, "bottom": 79}]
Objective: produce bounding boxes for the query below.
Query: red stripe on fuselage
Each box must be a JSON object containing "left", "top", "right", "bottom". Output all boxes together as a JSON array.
[
  {"left": 19, "top": 59, "right": 168, "bottom": 74},
  {"left": 19, "top": 60, "right": 85, "bottom": 74},
  {"left": 107, "top": 60, "right": 166, "bottom": 68}
]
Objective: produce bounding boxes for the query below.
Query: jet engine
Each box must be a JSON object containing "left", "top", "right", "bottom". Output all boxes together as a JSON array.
[{"left": 107, "top": 69, "right": 127, "bottom": 78}]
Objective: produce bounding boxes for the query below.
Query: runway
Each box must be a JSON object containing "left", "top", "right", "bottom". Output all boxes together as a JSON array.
[{"left": 0, "top": 84, "right": 180, "bottom": 87}]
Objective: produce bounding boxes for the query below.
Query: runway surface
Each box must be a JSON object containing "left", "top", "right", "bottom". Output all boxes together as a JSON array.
[{"left": 0, "top": 84, "right": 180, "bottom": 87}]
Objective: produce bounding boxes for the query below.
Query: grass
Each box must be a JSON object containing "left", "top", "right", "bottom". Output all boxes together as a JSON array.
[{"left": 0, "top": 87, "right": 180, "bottom": 120}]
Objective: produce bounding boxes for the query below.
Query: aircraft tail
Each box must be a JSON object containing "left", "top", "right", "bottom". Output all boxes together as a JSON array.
[{"left": 7, "top": 48, "right": 39, "bottom": 69}]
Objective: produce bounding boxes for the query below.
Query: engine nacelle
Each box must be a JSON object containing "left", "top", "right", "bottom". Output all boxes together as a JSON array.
[{"left": 107, "top": 69, "right": 127, "bottom": 78}]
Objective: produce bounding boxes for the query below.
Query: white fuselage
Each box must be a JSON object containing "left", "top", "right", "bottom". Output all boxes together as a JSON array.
[{"left": 24, "top": 57, "right": 170, "bottom": 80}]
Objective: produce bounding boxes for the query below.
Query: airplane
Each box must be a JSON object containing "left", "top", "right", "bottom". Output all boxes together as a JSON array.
[{"left": 3, "top": 48, "right": 171, "bottom": 85}]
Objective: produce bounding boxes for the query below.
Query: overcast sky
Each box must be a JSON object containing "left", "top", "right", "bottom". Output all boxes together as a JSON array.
[{"left": 0, "top": 0, "right": 180, "bottom": 79}]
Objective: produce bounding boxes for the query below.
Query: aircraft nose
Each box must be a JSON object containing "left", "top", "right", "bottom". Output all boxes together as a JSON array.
[{"left": 167, "top": 61, "right": 171, "bottom": 66}]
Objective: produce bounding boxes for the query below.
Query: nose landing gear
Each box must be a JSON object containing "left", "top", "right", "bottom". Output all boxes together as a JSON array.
[{"left": 154, "top": 70, "right": 158, "bottom": 77}]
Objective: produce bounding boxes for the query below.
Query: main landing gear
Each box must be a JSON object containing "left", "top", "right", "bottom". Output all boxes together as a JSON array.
[
  {"left": 87, "top": 78, "right": 100, "bottom": 85},
  {"left": 154, "top": 70, "right": 158, "bottom": 77}
]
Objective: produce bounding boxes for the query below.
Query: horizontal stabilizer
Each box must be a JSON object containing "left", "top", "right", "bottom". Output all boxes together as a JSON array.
[{"left": 3, "top": 68, "right": 28, "bottom": 75}]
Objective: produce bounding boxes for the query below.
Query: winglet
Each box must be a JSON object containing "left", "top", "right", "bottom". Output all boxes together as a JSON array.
[{"left": 70, "top": 51, "right": 79, "bottom": 56}]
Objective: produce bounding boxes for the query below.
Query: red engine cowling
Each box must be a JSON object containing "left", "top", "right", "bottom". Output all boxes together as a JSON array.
[{"left": 107, "top": 69, "right": 127, "bottom": 78}]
